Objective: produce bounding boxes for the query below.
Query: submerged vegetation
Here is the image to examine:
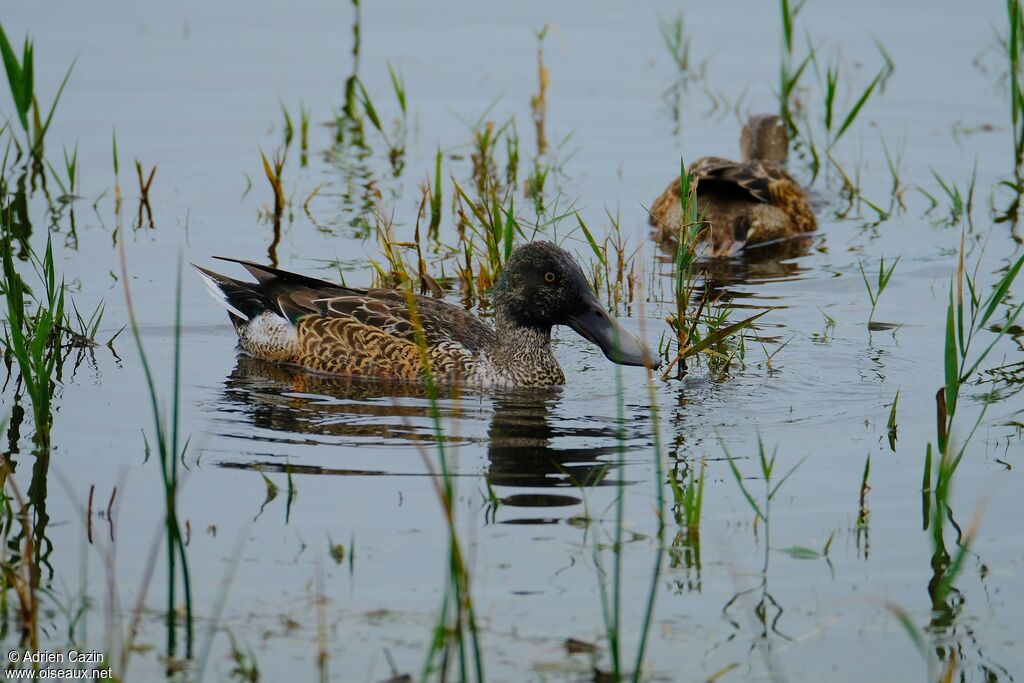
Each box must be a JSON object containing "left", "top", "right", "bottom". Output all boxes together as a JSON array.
[{"left": 1, "top": 4, "right": 1023, "bottom": 683}]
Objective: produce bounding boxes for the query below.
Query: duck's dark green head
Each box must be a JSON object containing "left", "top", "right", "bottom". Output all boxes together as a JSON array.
[{"left": 494, "top": 241, "right": 660, "bottom": 370}]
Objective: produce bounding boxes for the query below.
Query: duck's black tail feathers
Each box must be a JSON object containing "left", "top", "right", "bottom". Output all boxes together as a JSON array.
[
  {"left": 194, "top": 259, "right": 369, "bottom": 325},
  {"left": 192, "top": 263, "right": 274, "bottom": 322}
]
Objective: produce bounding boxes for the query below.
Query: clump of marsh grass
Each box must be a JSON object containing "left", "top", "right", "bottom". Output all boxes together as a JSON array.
[
  {"left": 820, "top": 59, "right": 885, "bottom": 154},
  {"left": 576, "top": 210, "right": 639, "bottom": 314},
  {"left": 452, "top": 176, "right": 522, "bottom": 294},
  {"left": 775, "top": 3, "right": 894, "bottom": 219},
  {"left": 659, "top": 12, "right": 693, "bottom": 77},
  {"left": 1, "top": 227, "right": 65, "bottom": 450},
  {"left": 806, "top": 48, "right": 891, "bottom": 191},
  {"left": 777, "top": 0, "right": 810, "bottom": 136},
  {"left": 0, "top": 473, "right": 41, "bottom": 651},
  {"left": 919, "top": 234, "right": 1023, "bottom": 642},
  {"left": 353, "top": 71, "right": 407, "bottom": 173},
  {"left": 0, "top": 21, "right": 75, "bottom": 182},
  {"left": 919, "top": 166, "right": 978, "bottom": 230},
  {"left": 858, "top": 254, "right": 899, "bottom": 329},
  {"left": 42, "top": 143, "right": 78, "bottom": 202},
  {"left": 656, "top": 10, "right": 713, "bottom": 133},
  {"left": 657, "top": 161, "right": 766, "bottom": 379}
]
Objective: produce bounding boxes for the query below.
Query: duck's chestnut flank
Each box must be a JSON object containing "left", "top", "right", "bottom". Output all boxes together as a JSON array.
[{"left": 195, "top": 241, "right": 658, "bottom": 388}]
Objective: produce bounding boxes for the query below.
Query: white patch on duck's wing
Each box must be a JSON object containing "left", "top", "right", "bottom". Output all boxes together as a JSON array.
[{"left": 196, "top": 268, "right": 250, "bottom": 321}]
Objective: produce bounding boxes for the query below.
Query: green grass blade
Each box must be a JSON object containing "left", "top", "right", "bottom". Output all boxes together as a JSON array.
[
  {"left": 780, "top": 0, "right": 794, "bottom": 54},
  {"left": 0, "top": 23, "right": 29, "bottom": 129},
  {"left": 887, "top": 388, "right": 900, "bottom": 432},
  {"left": 768, "top": 455, "right": 806, "bottom": 500},
  {"left": 979, "top": 254, "right": 1024, "bottom": 327},
  {"left": 943, "top": 286, "right": 959, "bottom": 420},
  {"left": 354, "top": 77, "right": 382, "bottom": 132},
  {"left": 387, "top": 61, "right": 406, "bottom": 115},
  {"left": 575, "top": 212, "right": 606, "bottom": 267},
  {"left": 720, "top": 436, "right": 765, "bottom": 521},
  {"left": 683, "top": 309, "right": 768, "bottom": 359},
  {"left": 31, "top": 58, "right": 75, "bottom": 156},
  {"left": 833, "top": 69, "right": 883, "bottom": 144}
]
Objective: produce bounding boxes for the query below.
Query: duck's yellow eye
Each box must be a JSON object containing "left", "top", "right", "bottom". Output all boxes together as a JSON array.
[{"left": 544, "top": 271, "right": 556, "bottom": 283}]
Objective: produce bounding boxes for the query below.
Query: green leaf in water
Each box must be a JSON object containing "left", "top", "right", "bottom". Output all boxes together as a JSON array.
[{"left": 780, "top": 546, "right": 821, "bottom": 560}]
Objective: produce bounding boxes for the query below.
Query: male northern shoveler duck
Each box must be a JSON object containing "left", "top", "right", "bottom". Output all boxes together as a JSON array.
[
  {"left": 195, "top": 241, "right": 659, "bottom": 388},
  {"left": 649, "top": 114, "right": 816, "bottom": 256}
]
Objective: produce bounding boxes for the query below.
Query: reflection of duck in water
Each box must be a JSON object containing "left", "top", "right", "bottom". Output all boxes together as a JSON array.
[
  {"left": 486, "top": 389, "right": 628, "bottom": 505},
  {"left": 216, "top": 357, "right": 634, "bottom": 514},
  {"left": 218, "top": 354, "right": 475, "bottom": 447},
  {"left": 695, "top": 233, "right": 814, "bottom": 289},
  {"left": 649, "top": 114, "right": 816, "bottom": 256},
  {"left": 194, "top": 241, "right": 658, "bottom": 388}
]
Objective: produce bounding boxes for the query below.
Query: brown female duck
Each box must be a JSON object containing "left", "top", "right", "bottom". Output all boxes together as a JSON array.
[
  {"left": 195, "top": 241, "right": 658, "bottom": 388},
  {"left": 649, "top": 114, "right": 816, "bottom": 255}
]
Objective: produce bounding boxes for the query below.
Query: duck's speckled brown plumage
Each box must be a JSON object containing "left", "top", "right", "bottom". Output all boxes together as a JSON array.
[
  {"left": 649, "top": 114, "right": 816, "bottom": 256},
  {"left": 195, "top": 242, "right": 657, "bottom": 388}
]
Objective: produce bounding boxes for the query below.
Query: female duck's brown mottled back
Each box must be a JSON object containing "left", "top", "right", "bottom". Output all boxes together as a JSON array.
[
  {"left": 649, "top": 114, "right": 816, "bottom": 256},
  {"left": 195, "top": 241, "right": 659, "bottom": 388}
]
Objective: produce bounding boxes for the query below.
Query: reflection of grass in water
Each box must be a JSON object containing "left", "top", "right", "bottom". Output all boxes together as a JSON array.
[
  {"left": 668, "top": 458, "right": 704, "bottom": 565},
  {"left": 118, "top": 252, "right": 194, "bottom": 667},
  {"left": 397, "top": 292, "right": 485, "bottom": 682},
  {"left": 133, "top": 159, "right": 156, "bottom": 229},
  {"left": 589, "top": 336, "right": 665, "bottom": 680},
  {"left": 720, "top": 435, "right": 804, "bottom": 677}
]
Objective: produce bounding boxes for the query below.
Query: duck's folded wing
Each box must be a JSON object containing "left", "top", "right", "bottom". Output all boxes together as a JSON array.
[
  {"left": 689, "top": 157, "right": 798, "bottom": 206},
  {"left": 297, "top": 291, "right": 495, "bottom": 353}
]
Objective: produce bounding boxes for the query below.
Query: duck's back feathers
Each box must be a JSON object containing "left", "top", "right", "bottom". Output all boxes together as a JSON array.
[
  {"left": 689, "top": 156, "right": 777, "bottom": 204},
  {"left": 649, "top": 156, "right": 816, "bottom": 254}
]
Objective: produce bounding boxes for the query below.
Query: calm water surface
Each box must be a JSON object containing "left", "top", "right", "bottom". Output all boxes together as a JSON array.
[{"left": 1, "top": 1, "right": 1022, "bottom": 681}]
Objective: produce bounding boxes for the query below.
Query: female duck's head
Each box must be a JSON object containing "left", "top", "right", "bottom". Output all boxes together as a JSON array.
[
  {"left": 494, "top": 241, "right": 660, "bottom": 369},
  {"left": 740, "top": 113, "right": 789, "bottom": 165}
]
